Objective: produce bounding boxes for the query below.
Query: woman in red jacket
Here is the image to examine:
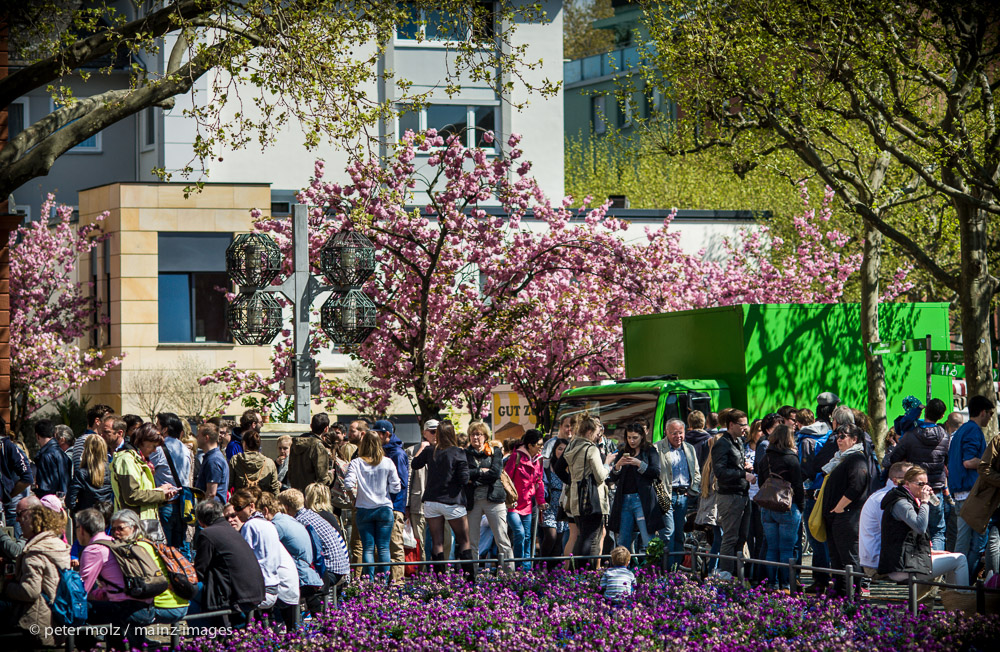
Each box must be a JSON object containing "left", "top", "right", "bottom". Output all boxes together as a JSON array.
[{"left": 504, "top": 429, "right": 547, "bottom": 570}]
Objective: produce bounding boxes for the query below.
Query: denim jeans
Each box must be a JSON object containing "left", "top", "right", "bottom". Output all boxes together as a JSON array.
[
  {"left": 158, "top": 502, "right": 192, "bottom": 561},
  {"left": 152, "top": 606, "right": 188, "bottom": 623},
  {"left": 761, "top": 504, "right": 802, "bottom": 589},
  {"left": 986, "top": 524, "right": 1000, "bottom": 576},
  {"left": 356, "top": 505, "right": 394, "bottom": 580},
  {"left": 928, "top": 491, "right": 946, "bottom": 551},
  {"left": 656, "top": 493, "right": 688, "bottom": 567},
  {"left": 953, "top": 499, "right": 987, "bottom": 577},
  {"left": 618, "top": 493, "right": 651, "bottom": 553},
  {"left": 508, "top": 511, "right": 534, "bottom": 571},
  {"left": 803, "top": 496, "right": 830, "bottom": 585}
]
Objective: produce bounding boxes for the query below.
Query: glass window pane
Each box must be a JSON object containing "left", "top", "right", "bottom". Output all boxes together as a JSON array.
[
  {"left": 554, "top": 392, "right": 659, "bottom": 442},
  {"left": 471, "top": 0, "right": 495, "bottom": 41},
  {"left": 145, "top": 107, "right": 156, "bottom": 146},
  {"left": 159, "top": 273, "right": 192, "bottom": 342},
  {"left": 427, "top": 105, "right": 467, "bottom": 143},
  {"left": 592, "top": 96, "right": 606, "bottom": 135},
  {"left": 9, "top": 103, "right": 24, "bottom": 139},
  {"left": 425, "top": 9, "right": 463, "bottom": 40},
  {"left": 192, "top": 272, "right": 231, "bottom": 343},
  {"left": 397, "top": 2, "right": 421, "bottom": 39},
  {"left": 159, "top": 232, "right": 232, "bottom": 272},
  {"left": 474, "top": 106, "right": 495, "bottom": 147},
  {"left": 398, "top": 106, "right": 420, "bottom": 139},
  {"left": 582, "top": 55, "right": 601, "bottom": 80}
]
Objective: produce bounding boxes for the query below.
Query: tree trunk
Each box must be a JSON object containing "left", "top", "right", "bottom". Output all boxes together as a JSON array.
[
  {"left": 860, "top": 219, "right": 889, "bottom": 454},
  {"left": 956, "top": 200, "right": 999, "bottom": 438}
]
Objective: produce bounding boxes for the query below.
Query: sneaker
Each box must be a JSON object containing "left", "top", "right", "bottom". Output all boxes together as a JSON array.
[{"left": 860, "top": 585, "right": 871, "bottom": 599}]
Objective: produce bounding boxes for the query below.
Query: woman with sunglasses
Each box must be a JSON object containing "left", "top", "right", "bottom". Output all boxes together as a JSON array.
[
  {"left": 879, "top": 465, "right": 970, "bottom": 587},
  {"left": 820, "top": 424, "right": 871, "bottom": 597}
]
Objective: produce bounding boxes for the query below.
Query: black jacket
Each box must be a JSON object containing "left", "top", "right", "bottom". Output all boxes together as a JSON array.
[
  {"left": 66, "top": 467, "right": 114, "bottom": 514},
  {"left": 686, "top": 429, "right": 713, "bottom": 469},
  {"left": 712, "top": 432, "right": 749, "bottom": 495},
  {"left": 194, "top": 519, "right": 266, "bottom": 611},
  {"left": 878, "top": 486, "right": 932, "bottom": 575},
  {"left": 607, "top": 446, "right": 665, "bottom": 535},
  {"left": 887, "top": 424, "right": 950, "bottom": 490},
  {"left": 465, "top": 446, "right": 506, "bottom": 505},
  {"left": 412, "top": 445, "right": 470, "bottom": 506},
  {"left": 821, "top": 451, "right": 870, "bottom": 514},
  {"left": 757, "top": 447, "right": 805, "bottom": 511}
]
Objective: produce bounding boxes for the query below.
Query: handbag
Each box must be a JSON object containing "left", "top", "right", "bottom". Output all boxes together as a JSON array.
[
  {"left": 694, "top": 491, "right": 717, "bottom": 526},
  {"left": 576, "top": 472, "right": 603, "bottom": 516},
  {"left": 653, "top": 479, "right": 671, "bottom": 514},
  {"left": 808, "top": 475, "right": 829, "bottom": 542},
  {"left": 401, "top": 520, "right": 418, "bottom": 550},
  {"left": 500, "top": 470, "right": 519, "bottom": 510},
  {"left": 753, "top": 473, "right": 793, "bottom": 513},
  {"left": 328, "top": 457, "right": 353, "bottom": 510}
]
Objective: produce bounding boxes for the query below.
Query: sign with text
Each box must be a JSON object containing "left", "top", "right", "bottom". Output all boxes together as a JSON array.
[
  {"left": 491, "top": 387, "right": 537, "bottom": 440},
  {"left": 867, "top": 338, "right": 929, "bottom": 356}
]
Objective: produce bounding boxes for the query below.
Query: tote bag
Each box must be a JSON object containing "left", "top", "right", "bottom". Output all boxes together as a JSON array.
[{"left": 808, "top": 475, "right": 829, "bottom": 542}]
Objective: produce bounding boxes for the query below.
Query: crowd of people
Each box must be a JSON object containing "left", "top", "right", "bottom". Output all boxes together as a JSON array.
[{"left": 1, "top": 391, "right": 998, "bottom": 646}]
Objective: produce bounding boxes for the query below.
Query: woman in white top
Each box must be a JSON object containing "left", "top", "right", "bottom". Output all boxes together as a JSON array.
[{"left": 345, "top": 431, "right": 401, "bottom": 581}]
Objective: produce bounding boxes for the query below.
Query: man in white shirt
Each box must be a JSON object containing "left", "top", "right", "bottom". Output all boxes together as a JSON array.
[{"left": 858, "top": 461, "right": 912, "bottom": 597}]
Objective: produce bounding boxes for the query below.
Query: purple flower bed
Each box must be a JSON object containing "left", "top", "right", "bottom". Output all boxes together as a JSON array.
[{"left": 166, "top": 570, "right": 1000, "bottom": 651}]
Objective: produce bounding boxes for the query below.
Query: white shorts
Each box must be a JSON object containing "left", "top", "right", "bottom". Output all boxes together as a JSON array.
[{"left": 423, "top": 501, "right": 467, "bottom": 520}]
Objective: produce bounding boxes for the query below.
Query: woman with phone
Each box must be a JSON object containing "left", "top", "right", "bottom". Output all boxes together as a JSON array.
[{"left": 607, "top": 422, "right": 663, "bottom": 553}]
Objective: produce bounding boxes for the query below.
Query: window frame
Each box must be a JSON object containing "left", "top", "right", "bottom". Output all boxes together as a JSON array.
[
  {"left": 395, "top": 1, "right": 495, "bottom": 45},
  {"left": 592, "top": 95, "right": 607, "bottom": 135},
  {"left": 50, "top": 98, "right": 102, "bottom": 153},
  {"left": 395, "top": 103, "right": 499, "bottom": 152},
  {"left": 9, "top": 97, "right": 28, "bottom": 141},
  {"left": 142, "top": 106, "right": 157, "bottom": 151}
]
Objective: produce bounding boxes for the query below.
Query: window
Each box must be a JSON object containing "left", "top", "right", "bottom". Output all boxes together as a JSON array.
[
  {"left": 396, "top": 104, "right": 497, "bottom": 149},
  {"left": 158, "top": 233, "right": 233, "bottom": 343},
  {"left": 592, "top": 95, "right": 607, "bottom": 135},
  {"left": 143, "top": 107, "right": 156, "bottom": 149},
  {"left": 620, "top": 94, "right": 636, "bottom": 128},
  {"left": 397, "top": 1, "right": 494, "bottom": 42},
  {"left": 50, "top": 98, "right": 102, "bottom": 152},
  {"left": 554, "top": 392, "right": 660, "bottom": 442},
  {"left": 9, "top": 98, "right": 27, "bottom": 140}
]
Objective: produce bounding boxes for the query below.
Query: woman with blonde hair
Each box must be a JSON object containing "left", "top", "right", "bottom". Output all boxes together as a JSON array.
[
  {"left": 563, "top": 416, "right": 610, "bottom": 569},
  {"left": 67, "top": 433, "right": 113, "bottom": 514},
  {"left": 344, "top": 431, "right": 400, "bottom": 581},
  {"left": 465, "top": 421, "right": 514, "bottom": 570},
  {"left": 305, "top": 482, "right": 343, "bottom": 534}
]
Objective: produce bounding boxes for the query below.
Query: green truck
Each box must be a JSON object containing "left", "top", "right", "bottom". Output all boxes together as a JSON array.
[{"left": 554, "top": 303, "right": 952, "bottom": 442}]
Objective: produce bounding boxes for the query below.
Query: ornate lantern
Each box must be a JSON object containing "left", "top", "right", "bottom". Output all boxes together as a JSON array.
[
  {"left": 226, "top": 232, "right": 283, "bottom": 288},
  {"left": 319, "top": 230, "right": 376, "bottom": 287},
  {"left": 320, "top": 289, "right": 377, "bottom": 345},
  {"left": 227, "top": 291, "right": 284, "bottom": 345}
]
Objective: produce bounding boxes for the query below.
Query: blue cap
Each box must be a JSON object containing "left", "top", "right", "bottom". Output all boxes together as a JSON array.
[{"left": 372, "top": 419, "right": 394, "bottom": 434}]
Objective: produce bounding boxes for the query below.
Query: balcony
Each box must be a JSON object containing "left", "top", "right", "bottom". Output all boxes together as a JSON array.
[{"left": 564, "top": 45, "right": 646, "bottom": 85}]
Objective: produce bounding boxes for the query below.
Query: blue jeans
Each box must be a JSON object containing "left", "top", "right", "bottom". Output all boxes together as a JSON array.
[
  {"left": 618, "top": 493, "right": 651, "bottom": 553},
  {"left": 928, "top": 491, "right": 946, "bottom": 551},
  {"left": 508, "top": 511, "right": 533, "bottom": 571},
  {"left": 954, "top": 499, "right": 987, "bottom": 577},
  {"left": 656, "top": 493, "right": 688, "bottom": 567},
  {"left": 356, "top": 506, "right": 393, "bottom": 580},
  {"left": 761, "top": 504, "right": 802, "bottom": 589},
  {"left": 152, "top": 606, "right": 188, "bottom": 623},
  {"left": 803, "top": 496, "right": 830, "bottom": 585},
  {"left": 158, "top": 502, "right": 192, "bottom": 561}
]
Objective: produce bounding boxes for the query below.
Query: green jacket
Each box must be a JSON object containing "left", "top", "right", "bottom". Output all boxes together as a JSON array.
[
  {"left": 111, "top": 447, "right": 166, "bottom": 521},
  {"left": 287, "top": 433, "right": 332, "bottom": 492}
]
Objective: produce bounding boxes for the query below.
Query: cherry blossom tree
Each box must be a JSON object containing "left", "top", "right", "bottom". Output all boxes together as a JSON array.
[{"left": 10, "top": 195, "right": 123, "bottom": 433}]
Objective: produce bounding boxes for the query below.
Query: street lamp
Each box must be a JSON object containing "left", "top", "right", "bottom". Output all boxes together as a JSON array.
[{"left": 224, "top": 204, "right": 378, "bottom": 423}]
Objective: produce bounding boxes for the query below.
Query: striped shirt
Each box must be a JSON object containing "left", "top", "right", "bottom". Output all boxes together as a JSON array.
[
  {"left": 600, "top": 566, "right": 635, "bottom": 602},
  {"left": 295, "top": 508, "right": 349, "bottom": 575}
]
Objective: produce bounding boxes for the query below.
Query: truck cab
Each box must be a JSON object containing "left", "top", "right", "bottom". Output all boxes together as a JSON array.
[{"left": 554, "top": 377, "right": 731, "bottom": 444}]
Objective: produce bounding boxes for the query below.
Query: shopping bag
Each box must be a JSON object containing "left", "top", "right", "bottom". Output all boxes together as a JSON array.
[{"left": 808, "top": 475, "right": 829, "bottom": 542}]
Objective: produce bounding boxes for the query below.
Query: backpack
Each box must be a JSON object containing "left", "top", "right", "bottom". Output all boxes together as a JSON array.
[
  {"left": 44, "top": 567, "right": 88, "bottom": 626},
  {"left": 500, "top": 470, "right": 519, "bottom": 510},
  {"left": 150, "top": 541, "right": 199, "bottom": 599},
  {"left": 94, "top": 540, "right": 169, "bottom": 599},
  {"left": 304, "top": 523, "right": 328, "bottom": 577}
]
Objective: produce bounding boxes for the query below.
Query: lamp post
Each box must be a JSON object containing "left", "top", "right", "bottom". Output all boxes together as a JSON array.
[{"left": 225, "top": 204, "right": 377, "bottom": 424}]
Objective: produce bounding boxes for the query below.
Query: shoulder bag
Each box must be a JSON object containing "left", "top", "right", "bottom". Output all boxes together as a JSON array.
[{"left": 753, "top": 470, "right": 793, "bottom": 513}]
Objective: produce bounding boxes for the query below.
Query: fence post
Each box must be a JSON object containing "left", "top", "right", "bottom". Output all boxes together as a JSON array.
[
  {"left": 736, "top": 551, "right": 745, "bottom": 583},
  {"left": 845, "top": 565, "right": 854, "bottom": 602},
  {"left": 976, "top": 580, "right": 986, "bottom": 615},
  {"left": 498, "top": 550, "right": 505, "bottom": 574},
  {"left": 66, "top": 630, "right": 75, "bottom": 652},
  {"left": 788, "top": 558, "right": 798, "bottom": 595},
  {"left": 907, "top": 574, "right": 918, "bottom": 617},
  {"left": 294, "top": 602, "right": 302, "bottom": 628},
  {"left": 171, "top": 629, "right": 181, "bottom": 649}
]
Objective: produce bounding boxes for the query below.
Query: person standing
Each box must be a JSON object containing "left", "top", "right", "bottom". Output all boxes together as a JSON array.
[
  {"left": 288, "top": 413, "right": 333, "bottom": 492},
  {"left": 563, "top": 416, "right": 610, "bottom": 569},
  {"left": 71, "top": 404, "right": 113, "bottom": 476},
  {"left": 195, "top": 423, "right": 229, "bottom": 504},
  {"left": 344, "top": 431, "right": 401, "bottom": 581},
  {"left": 407, "top": 419, "right": 438, "bottom": 560},
  {"left": 110, "top": 423, "right": 176, "bottom": 540},
  {"left": 504, "top": 429, "right": 547, "bottom": 571},
  {"left": 609, "top": 421, "right": 664, "bottom": 555},
  {"left": 712, "top": 409, "right": 752, "bottom": 580},
  {"left": 155, "top": 413, "right": 194, "bottom": 559},
  {"left": 229, "top": 429, "right": 281, "bottom": 494},
  {"left": 655, "top": 419, "right": 700, "bottom": 568},
  {"left": 821, "top": 424, "right": 871, "bottom": 597},
  {"left": 32, "top": 419, "right": 70, "bottom": 499},
  {"left": 948, "top": 395, "right": 993, "bottom": 578},
  {"left": 372, "top": 420, "right": 409, "bottom": 583},
  {"left": 411, "top": 420, "right": 473, "bottom": 578},
  {"left": 756, "top": 425, "right": 804, "bottom": 590},
  {"left": 0, "top": 418, "right": 32, "bottom": 537},
  {"left": 465, "top": 422, "right": 514, "bottom": 570},
  {"left": 67, "top": 434, "right": 114, "bottom": 515}
]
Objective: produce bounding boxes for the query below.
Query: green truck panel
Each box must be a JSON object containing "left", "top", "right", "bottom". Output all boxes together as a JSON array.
[{"left": 622, "top": 303, "right": 952, "bottom": 416}]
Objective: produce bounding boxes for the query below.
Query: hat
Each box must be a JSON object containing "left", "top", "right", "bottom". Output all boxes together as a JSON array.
[
  {"left": 816, "top": 392, "right": 840, "bottom": 407},
  {"left": 423, "top": 419, "right": 440, "bottom": 431},
  {"left": 372, "top": 419, "right": 394, "bottom": 434},
  {"left": 40, "top": 494, "right": 65, "bottom": 513}
]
